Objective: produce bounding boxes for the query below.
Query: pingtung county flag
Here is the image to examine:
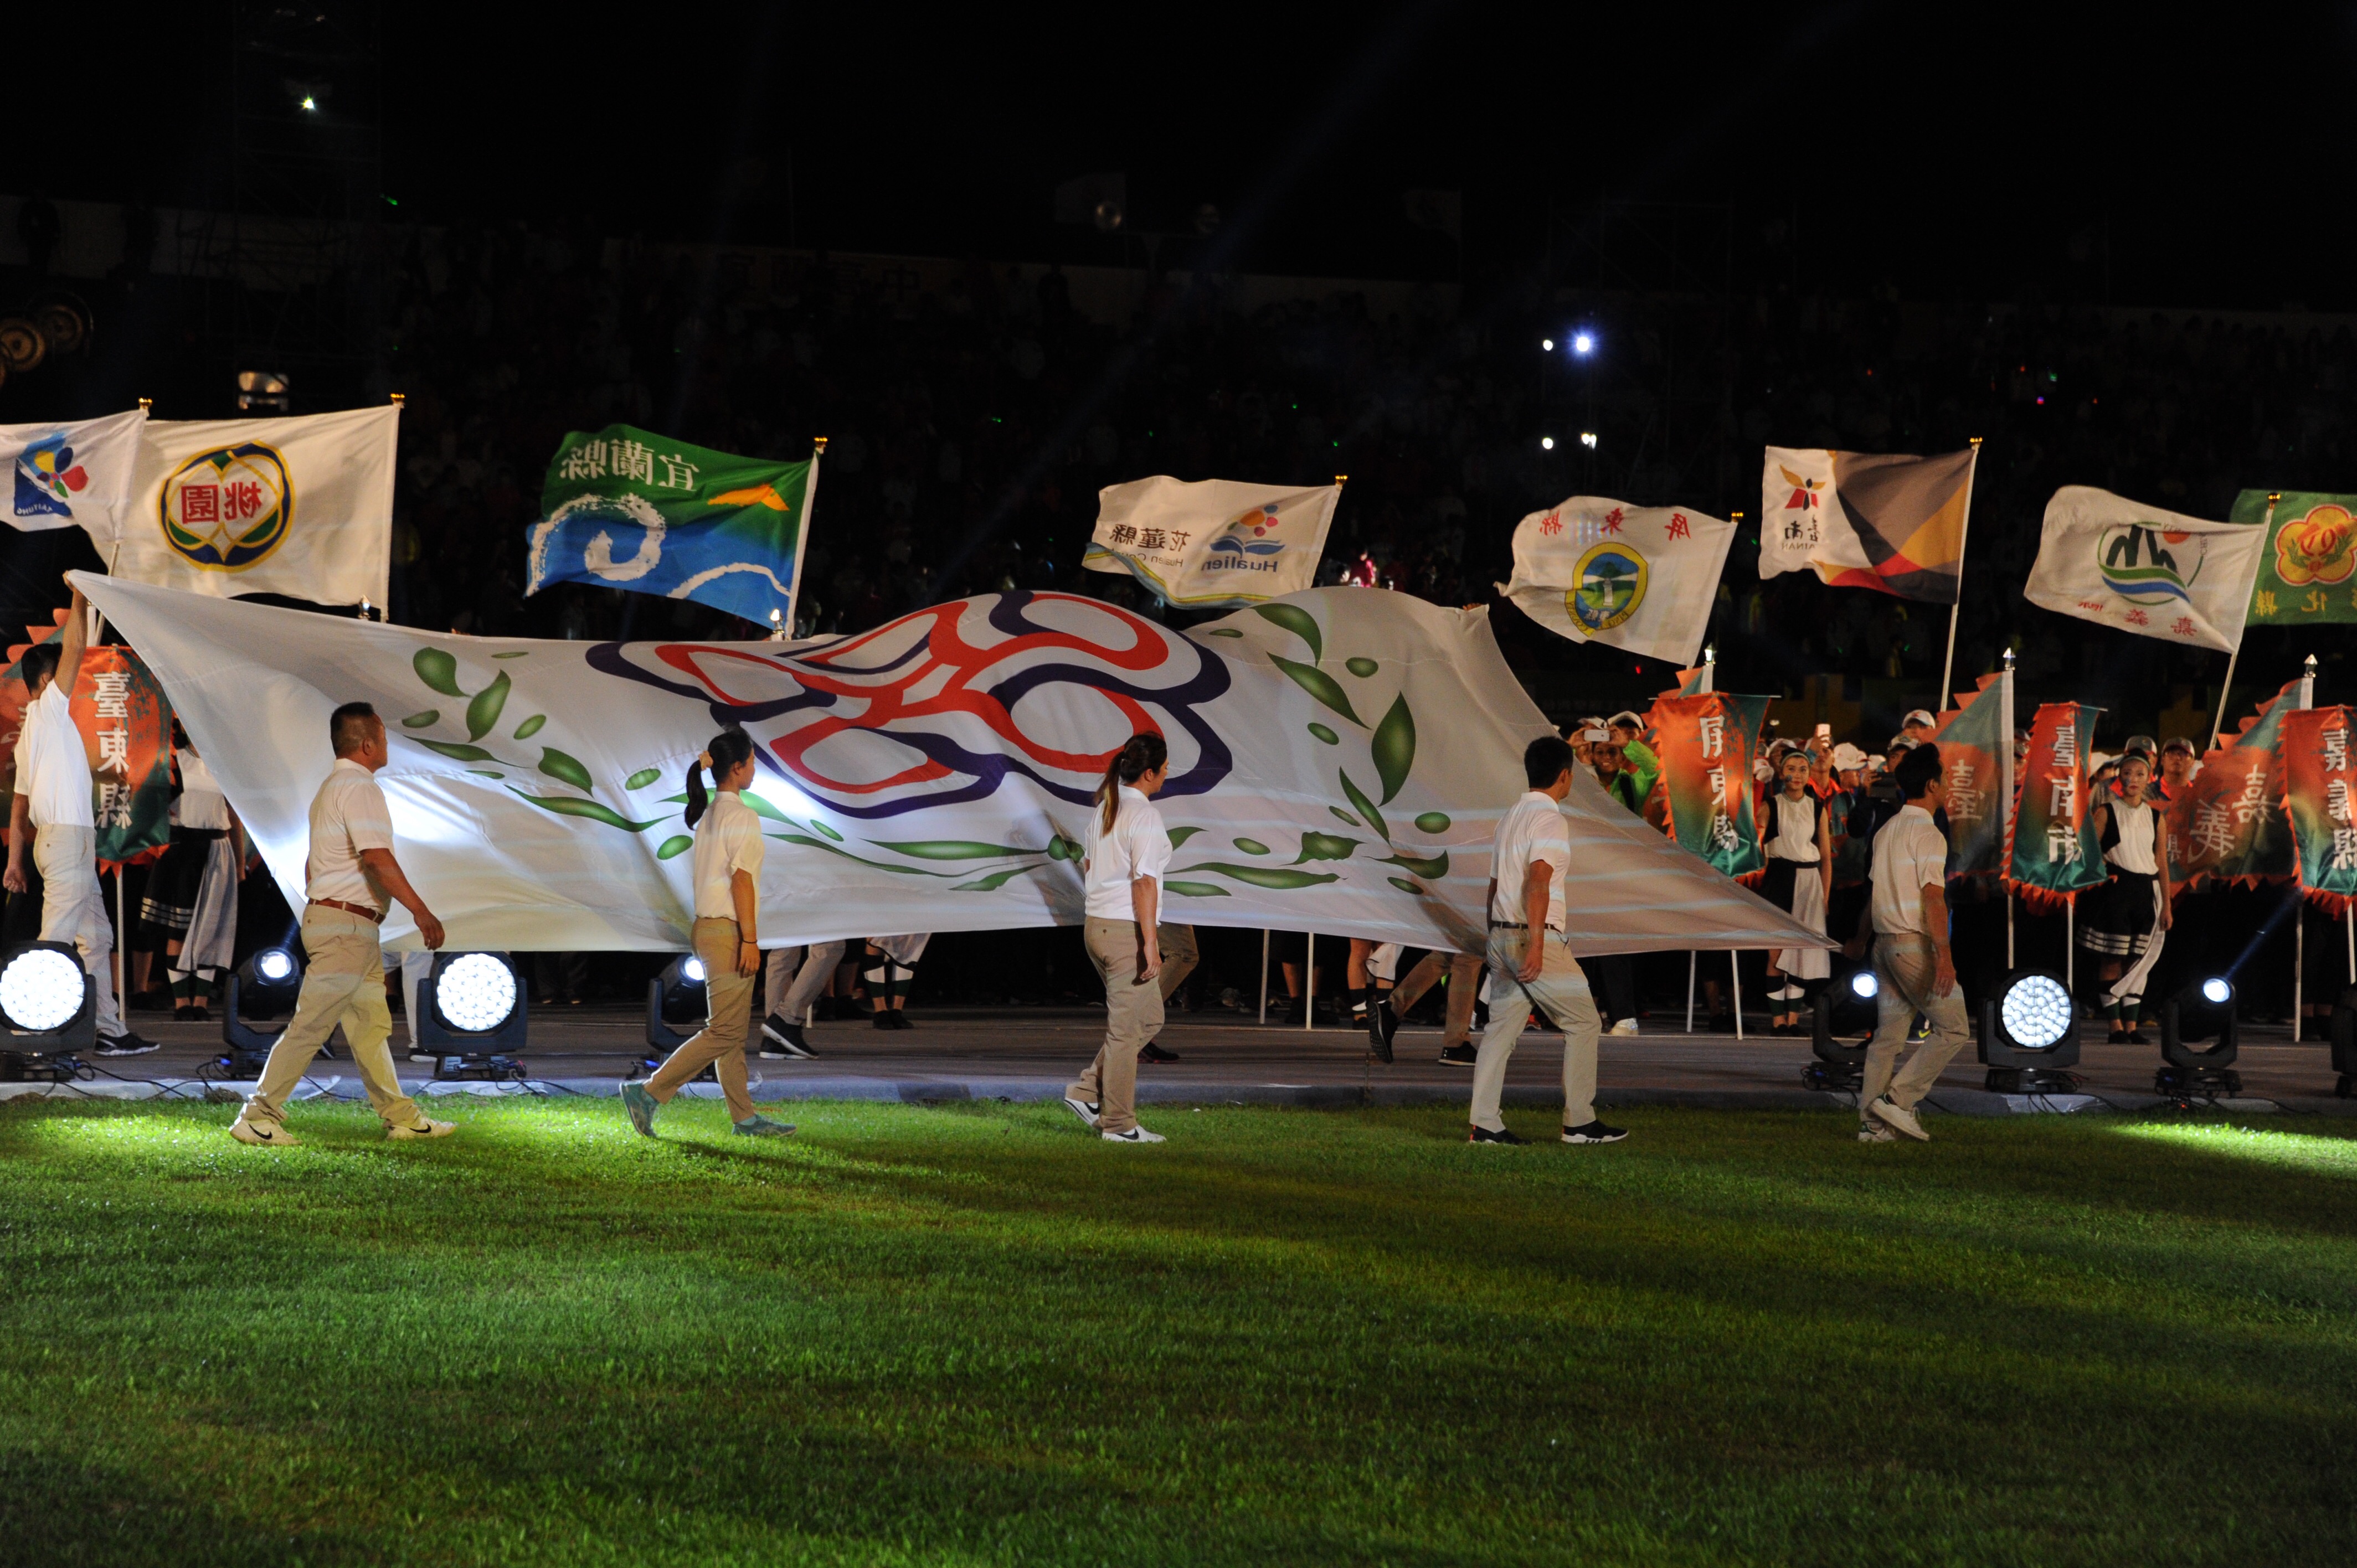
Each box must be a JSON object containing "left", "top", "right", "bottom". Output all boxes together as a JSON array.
[
  {"left": 2023, "top": 486, "right": 2267, "bottom": 653},
  {"left": 1647, "top": 692, "right": 1769, "bottom": 881},
  {"left": 2279, "top": 705, "right": 2357, "bottom": 914},
  {"left": 2, "top": 410, "right": 143, "bottom": 538},
  {"left": 2229, "top": 489, "right": 2357, "bottom": 624},
  {"left": 116, "top": 406, "right": 399, "bottom": 607},
  {"left": 1759, "top": 445, "right": 1977, "bottom": 604},
  {"left": 2006, "top": 701, "right": 2106, "bottom": 909},
  {"left": 527, "top": 425, "right": 816, "bottom": 629},
  {"left": 1929, "top": 671, "right": 2011, "bottom": 879},
  {"left": 1497, "top": 495, "right": 1737, "bottom": 667},
  {"left": 1082, "top": 476, "right": 1340, "bottom": 608}
]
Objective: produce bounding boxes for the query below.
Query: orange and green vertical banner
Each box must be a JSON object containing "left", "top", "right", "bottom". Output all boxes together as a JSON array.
[
  {"left": 1648, "top": 691, "right": 1768, "bottom": 880},
  {"left": 2007, "top": 701, "right": 2105, "bottom": 910},
  {"left": 2279, "top": 705, "right": 2357, "bottom": 914},
  {"left": 1929, "top": 670, "right": 2011, "bottom": 879},
  {"left": 2164, "top": 677, "right": 2308, "bottom": 885},
  {"left": 2, "top": 620, "right": 175, "bottom": 870}
]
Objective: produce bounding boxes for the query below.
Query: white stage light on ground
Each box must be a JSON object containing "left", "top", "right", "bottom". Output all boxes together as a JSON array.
[
  {"left": 1572, "top": 332, "right": 1594, "bottom": 355},
  {"left": 1848, "top": 969, "right": 1879, "bottom": 1000},
  {"left": 1, "top": 947, "right": 86, "bottom": 1033},
  {"left": 1980, "top": 969, "right": 2080, "bottom": 1092},
  {"left": 2000, "top": 973, "right": 2072, "bottom": 1049},
  {"left": 2201, "top": 977, "right": 2232, "bottom": 1006},
  {"left": 416, "top": 952, "right": 529, "bottom": 1079},
  {"left": 1540, "top": 436, "right": 1555, "bottom": 450},
  {"left": 436, "top": 953, "right": 518, "bottom": 1033},
  {"left": 256, "top": 947, "right": 296, "bottom": 983},
  {"left": 682, "top": 955, "right": 707, "bottom": 984}
]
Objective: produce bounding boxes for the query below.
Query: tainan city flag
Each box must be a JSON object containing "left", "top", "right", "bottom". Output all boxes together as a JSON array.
[
  {"left": 526, "top": 425, "right": 817, "bottom": 630},
  {"left": 2023, "top": 486, "right": 2267, "bottom": 653},
  {"left": 1082, "top": 476, "right": 1341, "bottom": 608},
  {"left": 2229, "top": 489, "right": 2357, "bottom": 625},
  {"left": 2006, "top": 701, "right": 2105, "bottom": 910},
  {"left": 1929, "top": 671, "right": 2012, "bottom": 879},
  {"left": 2164, "top": 678, "right": 2309, "bottom": 885},
  {"left": 2279, "top": 705, "right": 2357, "bottom": 914},
  {"left": 1647, "top": 692, "right": 1769, "bottom": 881},
  {"left": 1759, "top": 446, "right": 1978, "bottom": 604},
  {"left": 2, "top": 409, "right": 144, "bottom": 538},
  {"left": 1497, "top": 495, "right": 1737, "bottom": 667},
  {"left": 116, "top": 406, "right": 399, "bottom": 607}
]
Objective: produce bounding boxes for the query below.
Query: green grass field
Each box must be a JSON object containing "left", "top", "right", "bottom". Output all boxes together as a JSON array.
[{"left": 3, "top": 1097, "right": 2353, "bottom": 1567}]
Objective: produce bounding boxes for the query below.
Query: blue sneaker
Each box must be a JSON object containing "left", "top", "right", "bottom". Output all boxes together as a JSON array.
[
  {"left": 732, "top": 1114, "right": 797, "bottom": 1138},
  {"left": 620, "top": 1080, "right": 659, "bottom": 1137}
]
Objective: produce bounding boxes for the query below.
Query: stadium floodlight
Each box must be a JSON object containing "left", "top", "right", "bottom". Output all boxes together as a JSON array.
[
  {"left": 2157, "top": 976, "right": 2240, "bottom": 1097},
  {"left": 2330, "top": 985, "right": 2357, "bottom": 1098},
  {"left": 0, "top": 941, "right": 96, "bottom": 1079},
  {"left": 1540, "top": 436, "right": 1555, "bottom": 451},
  {"left": 1579, "top": 432, "right": 1598, "bottom": 448},
  {"left": 645, "top": 951, "right": 709, "bottom": 1066},
  {"left": 415, "top": 952, "right": 528, "bottom": 1080},
  {"left": 1572, "top": 331, "right": 1595, "bottom": 356},
  {"left": 1541, "top": 337, "right": 1554, "bottom": 351},
  {"left": 217, "top": 945, "right": 305, "bottom": 1078},
  {"left": 1803, "top": 961, "right": 1879, "bottom": 1091},
  {"left": 1978, "top": 968, "right": 2080, "bottom": 1092}
]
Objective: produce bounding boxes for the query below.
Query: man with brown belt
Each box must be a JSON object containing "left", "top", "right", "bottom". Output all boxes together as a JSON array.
[{"left": 230, "top": 702, "right": 452, "bottom": 1146}]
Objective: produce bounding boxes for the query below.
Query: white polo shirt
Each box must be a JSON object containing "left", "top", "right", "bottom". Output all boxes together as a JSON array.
[
  {"left": 16, "top": 684, "right": 94, "bottom": 830},
  {"left": 305, "top": 757, "right": 396, "bottom": 907},
  {"left": 1082, "top": 785, "right": 1172, "bottom": 921},
  {"left": 1489, "top": 790, "right": 1572, "bottom": 932},
  {"left": 1869, "top": 803, "right": 1950, "bottom": 936},
  {"left": 691, "top": 792, "right": 765, "bottom": 922}
]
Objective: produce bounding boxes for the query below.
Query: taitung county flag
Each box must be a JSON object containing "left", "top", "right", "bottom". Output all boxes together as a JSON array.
[
  {"left": 1929, "top": 671, "right": 2011, "bottom": 879},
  {"left": 526, "top": 425, "right": 817, "bottom": 629},
  {"left": 1082, "top": 476, "right": 1340, "bottom": 607},
  {"left": 1497, "top": 495, "right": 1737, "bottom": 667},
  {"left": 2, "top": 409, "right": 143, "bottom": 538},
  {"left": 1759, "top": 446, "right": 1978, "bottom": 604},
  {"left": 2229, "top": 488, "right": 2357, "bottom": 625},
  {"left": 2023, "top": 486, "right": 2267, "bottom": 653}
]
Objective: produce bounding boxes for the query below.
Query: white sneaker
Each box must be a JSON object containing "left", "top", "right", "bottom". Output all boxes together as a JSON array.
[
  {"left": 388, "top": 1118, "right": 456, "bottom": 1141},
  {"left": 1856, "top": 1121, "right": 1898, "bottom": 1143},
  {"left": 1062, "top": 1096, "right": 1101, "bottom": 1129},
  {"left": 229, "top": 1117, "right": 297, "bottom": 1147},
  {"left": 1101, "top": 1125, "right": 1165, "bottom": 1144},
  {"left": 1608, "top": 1018, "right": 1640, "bottom": 1036},
  {"left": 1867, "top": 1097, "right": 1929, "bottom": 1141}
]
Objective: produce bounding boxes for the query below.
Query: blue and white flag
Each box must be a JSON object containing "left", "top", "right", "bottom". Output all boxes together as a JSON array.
[
  {"left": 4, "top": 409, "right": 143, "bottom": 538},
  {"left": 1083, "top": 476, "right": 1341, "bottom": 607}
]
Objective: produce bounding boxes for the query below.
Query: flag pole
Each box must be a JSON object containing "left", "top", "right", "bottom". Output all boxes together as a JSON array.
[
  {"left": 2211, "top": 494, "right": 2277, "bottom": 749},
  {"left": 2003, "top": 646, "right": 2017, "bottom": 969},
  {"left": 1937, "top": 437, "right": 1984, "bottom": 705}
]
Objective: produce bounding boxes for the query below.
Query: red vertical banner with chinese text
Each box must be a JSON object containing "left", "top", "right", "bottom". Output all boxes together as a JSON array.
[
  {"left": 1647, "top": 692, "right": 1768, "bottom": 881},
  {"left": 2006, "top": 701, "right": 2106, "bottom": 910},
  {"left": 2279, "top": 705, "right": 2357, "bottom": 914}
]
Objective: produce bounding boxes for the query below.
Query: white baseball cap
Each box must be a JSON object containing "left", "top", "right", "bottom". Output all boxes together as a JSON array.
[
  {"left": 1832, "top": 743, "right": 1868, "bottom": 770},
  {"left": 1903, "top": 708, "right": 1937, "bottom": 728}
]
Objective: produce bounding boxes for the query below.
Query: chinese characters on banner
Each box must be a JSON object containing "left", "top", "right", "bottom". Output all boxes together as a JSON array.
[
  {"left": 1, "top": 622, "right": 174, "bottom": 869},
  {"left": 1928, "top": 670, "right": 2012, "bottom": 878},
  {"left": 1645, "top": 692, "right": 1770, "bottom": 881},
  {"left": 2006, "top": 701, "right": 2107, "bottom": 910},
  {"left": 2276, "top": 705, "right": 2357, "bottom": 912},
  {"left": 2162, "top": 678, "right": 2309, "bottom": 886}
]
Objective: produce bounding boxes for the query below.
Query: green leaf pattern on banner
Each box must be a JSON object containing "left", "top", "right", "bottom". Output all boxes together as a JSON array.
[{"left": 465, "top": 672, "right": 511, "bottom": 740}]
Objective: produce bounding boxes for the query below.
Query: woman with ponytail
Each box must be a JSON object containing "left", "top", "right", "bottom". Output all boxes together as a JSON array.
[
  {"left": 621, "top": 730, "right": 796, "bottom": 1139},
  {"left": 1062, "top": 732, "right": 1174, "bottom": 1144}
]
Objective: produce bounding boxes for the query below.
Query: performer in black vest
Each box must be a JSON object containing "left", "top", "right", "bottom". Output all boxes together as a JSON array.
[{"left": 2080, "top": 748, "right": 2169, "bottom": 1043}]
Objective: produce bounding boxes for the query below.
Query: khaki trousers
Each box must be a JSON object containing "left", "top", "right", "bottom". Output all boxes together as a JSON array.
[
  {"left": 1069, "top": 916, "right": 1163, "bottom": 1135},
  {"left": 1389, "top": 948, "right": 1483, "bottom": 1046},
  {"left": 1861, "top": 933, "right": 1972, "bottom": 1118},
  {"left": 649, "top": 917, "right": 758, "bottom": 1122},
  {"left": 764, "top": 940, "right": 846, "bottom": 1020},
  {"left": 242, "top": 905, "right": 422, "bottom": 1129},
  {"left": 1471, "top": 927, "right": 1602, "bottom": 1133},
  {"left": 34, "top": 824, "right": 123, "bottom": 1039},
  {"left": 1154, "top": 922, "right": 1198, "bottom": 1002}
]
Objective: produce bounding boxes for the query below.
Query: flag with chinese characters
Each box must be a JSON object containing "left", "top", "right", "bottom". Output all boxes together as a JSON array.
[
  {"left": 2229, "top": 489, "right": 2357, "bottom": 624},
  {"left": 1646, "top": 692, "right": 1769, "bottom": 880},
  {"left": 0, "top": 620, "right": 173, "bottom": 869},
  {"left": 2164, "top": 678, "right": 2309, "bottom": 885},
  {"left": 2023, "top": 487, "right": 2268, "bottom": 653},
  {"left": 526, "top": 425, "right": 817, "bottom": 630},
  {"left": 1082, "top": 476, "right": 1341, "bottom": 607},
  {"left": 1497, "top": 495, "right": 1737, "bottom": 666},
  {"left": 1759, "top": 446, "right": 1978, "bottom": 604},
  {"left": 1930, "top": 670, "right": 2011, "bottom": 878},
  {"left": 3, "top": 410, "right": 144, "bottom": 537},
  {"left": 114, "top": 406, "right": 399, "bottom": 607},
  {"left": 2006, "top": 702, "right": 2105, "bottom": 910},
  {"left": 2279, "top": 705, "right": 2357, "bottom": 912}
]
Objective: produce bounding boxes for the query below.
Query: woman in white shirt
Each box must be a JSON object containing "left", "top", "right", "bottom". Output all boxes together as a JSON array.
[
  {"left": 2080, "top": 747, "right": 2169, "bottom": 1043},
  {"left": 622, "top": 730, "right": 795, "bottom": 1139},
  {"left": 1062, "top": 732, "right": 1174, "bottom": 1144},
  {"left": 1759, "top": 748, "right": 1832, "bottom": 1034}
]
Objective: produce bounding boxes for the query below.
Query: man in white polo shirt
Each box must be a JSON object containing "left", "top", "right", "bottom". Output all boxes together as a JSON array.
[
  {"left": 1844, "top": 742, "right": 1969, "bottom": 1142},
  {"left": 3, "top": 578, "right": 148, "bottom": 1056},
  {"left": 230, "top": 701, "right": 452, "bottom": 1146},
  {"left": 1468, "top": 734, "right": 1625, "bottom": 1147}
]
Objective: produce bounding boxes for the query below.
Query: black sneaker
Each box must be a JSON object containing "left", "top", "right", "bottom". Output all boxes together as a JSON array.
[
  {"left": 94, "top": 1032, "right": 159, "bottom": 1058},
  {"left": 1563, "top": 1120, "right": 1628, "bottom": 1144},
  {"left": 759, "top": 1014, "right": 817, "bottom": 1059},
  {"left": 1437, "top": 1043, "right": 1478, "bottom": 1066},
  {"left": 1139, "top": 1041, "right": 1180, "bottom": 1063},
  {"left": 1468, "top": 1125, "right": 1527, "bottom": 1144},
  {"left": 1366, "top": 997, "right": 1396, "bottom": 1063}
]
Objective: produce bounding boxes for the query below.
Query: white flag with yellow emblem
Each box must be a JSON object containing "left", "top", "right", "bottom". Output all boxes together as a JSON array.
[
  {"left": 1497, "top": 495, "right": 1736, "bottom": 666},
  {"left": 106, "top": 405, "right": 399, "bottom": 607},
  {"left": 1082, "top": 475, "right": 1340, "bottom": 607}
]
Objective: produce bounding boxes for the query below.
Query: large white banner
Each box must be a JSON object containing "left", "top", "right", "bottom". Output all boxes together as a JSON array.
[
  {"left": 2, "top": 409, "right": 144, "bottom": 537},
  {"left": 76, "top": 574, "right": 1826, "bottom": 958},
  {"left": 1497, "top": 495, "right": 1736, "bottom": 666},
  {"left": 1082, "top": 476, "right": 1339, "bottom": 607},
  {"left": 2024, "top": 486, "right": 2267, "bottom": 653},
  {"left": 111, "top": 406, "right": 398, "bottom": 607}
]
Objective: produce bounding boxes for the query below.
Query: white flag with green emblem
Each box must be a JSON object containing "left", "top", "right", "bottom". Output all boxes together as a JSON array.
[
  {"left": 1497, "top": 495, "right": 1737, "bottom": 666},
  {"left": 107, "top": 405, "right": 399, "bottom": 606},
  {"left": 1083, "top": 475, "right": 1340, "bottom": 607}
]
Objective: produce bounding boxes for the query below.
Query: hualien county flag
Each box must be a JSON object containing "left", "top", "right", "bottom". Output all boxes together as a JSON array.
[
  {"left": 78, "top": 575, "right": 1828, "bottom": 960},
  {"left": 1759, "top": 446, "right": 1978, "bottom": 604},
  {"left": 1929, "top": 670, "right": 2012, "bottom": 879},
  {"left": 1648, "top": 692, "right": 1769, "bottom": 881},
  {"left": 2, "top": 410, "right": 143, "bottom": 537},
  {"left": 1082, "top": 476, "right": 1340, "bottom": 607},
  {"left": 2279, "top": 705, "right": 2357, "bottom": 914},
  {"left": 2229, "top": 489, "right": 2357, "bottom": 625},
  {"left": 1497, "top": 495, "right": 1737, "bottom": 667},
  {"left": 2006, "top": 702, "right": 2106, "bottom": 910},
  {"left": 113, "top": 406, "right": 399, "bottom": 607},
  {"left": 526, "top": 425, "right": 817, "bottom": 629},
  {"left": 2023, "top": 486, "right": 2267, "bottom": 653}
]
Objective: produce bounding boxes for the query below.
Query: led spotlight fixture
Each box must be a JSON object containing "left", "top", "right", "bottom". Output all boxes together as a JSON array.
[
  {"left": 1803, "top": 961, "right": 1879, "bottom": 1091},
  {"left": 2330, "top": 984, "right": 2357, "bottom": 1098},
  {"left": 1978, "top": 968, "right": 2080, "bottom": 1092},
  {"left": 217, "top": 945, "right": 305, "bottom": 1078},
  {"left": 0, "top": 941, "right": 96, "bottom": 1079},
  {"left": 2157, "top": 975, "right": 2240, "bottom": 1097},
  {"left": 415, "top": 951, "right": 528, "bottom": 1079},
  {"left": 644, "top": 951, "right": 710, "bottom": 1067}
]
